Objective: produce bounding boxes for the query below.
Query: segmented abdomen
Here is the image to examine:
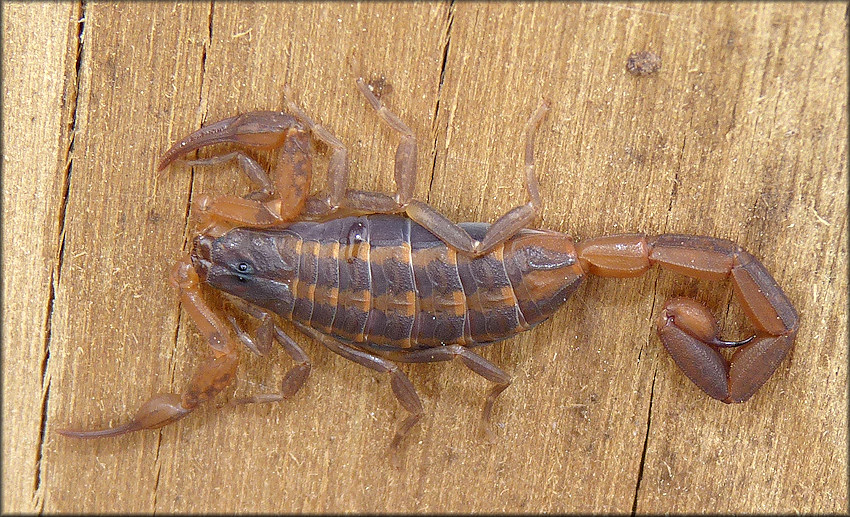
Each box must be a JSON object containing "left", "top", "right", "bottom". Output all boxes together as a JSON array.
[{"left": 275, "top": 214, "right": 582, "bottom": 351}]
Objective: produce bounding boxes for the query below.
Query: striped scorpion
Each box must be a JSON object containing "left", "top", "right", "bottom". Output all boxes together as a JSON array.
[{"left": 60, "top": 79, "right": 799, "bottom": 450}]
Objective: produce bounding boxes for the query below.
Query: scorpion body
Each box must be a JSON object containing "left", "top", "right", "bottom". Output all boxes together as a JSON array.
[
  {"left": 61, "top": 79, "right": 798, "bottom": 452},
  {"left": 194, "top": 216, "right": 581, "bottom": 352}
]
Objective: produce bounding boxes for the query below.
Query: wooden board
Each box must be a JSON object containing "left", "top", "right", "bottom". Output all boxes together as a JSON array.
[{"left": 4, "top": 2, "right": 846, "bottom": 513}]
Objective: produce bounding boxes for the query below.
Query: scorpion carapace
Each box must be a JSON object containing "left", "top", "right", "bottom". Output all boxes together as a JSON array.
[{"left": 60, "top": 78, "right": 799, "bottom": 452}]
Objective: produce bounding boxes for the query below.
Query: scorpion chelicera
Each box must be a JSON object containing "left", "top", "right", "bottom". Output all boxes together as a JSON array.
[{"left": 61, "top": 79, "right": 799, "bottom": 450}]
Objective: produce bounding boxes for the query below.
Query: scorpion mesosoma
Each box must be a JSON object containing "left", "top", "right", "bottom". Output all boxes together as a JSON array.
[{"left": 60, "top": 79, "right": 799, "bottom": 450}]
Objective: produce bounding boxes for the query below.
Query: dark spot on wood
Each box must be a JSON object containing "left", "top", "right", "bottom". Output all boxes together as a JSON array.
[
  {"left": 624, "top": 145, "right": 646, "bottom": 166},
  {"left": 366, "top": 75, "right": 393, "bottom": 100},
  {"left": 146, "top": 208, "right": 161, "bottom": 224},
  {"left": 626, "top": 51, "right": 662, "bottom": 76}
]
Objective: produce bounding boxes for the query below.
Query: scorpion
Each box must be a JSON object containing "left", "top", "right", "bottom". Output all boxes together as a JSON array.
[{"left": 60, "top": 79, "right": 799, "bottom": 450}]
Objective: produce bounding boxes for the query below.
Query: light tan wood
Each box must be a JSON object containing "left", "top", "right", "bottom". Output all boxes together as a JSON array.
[
  {"left": 2, "top": 2, "right": 81, "bottom": 512},
  {"left": 4, "top": 2, "right": 846, "bottom": 513}
]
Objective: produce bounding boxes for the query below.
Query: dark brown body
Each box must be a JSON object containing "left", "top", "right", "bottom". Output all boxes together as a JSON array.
[{"left": 193, "top": 214, "right": 585, "bottom": 353}]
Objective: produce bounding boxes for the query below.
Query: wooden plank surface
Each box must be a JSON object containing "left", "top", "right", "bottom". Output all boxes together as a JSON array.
[
  {"left": 4, "top": 2, "right": 846, "bottom": 513},
  {"left": 2, "top": 2, "right": 81, "bottom": 512}
]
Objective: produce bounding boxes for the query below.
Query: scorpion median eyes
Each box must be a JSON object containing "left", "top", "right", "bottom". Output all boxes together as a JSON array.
[{"left": 60, "top": 79, "right": 799, "bottom": 452}]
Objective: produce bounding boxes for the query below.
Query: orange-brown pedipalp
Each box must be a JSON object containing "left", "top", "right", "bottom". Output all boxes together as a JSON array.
[
  {"left": 576, "top": 234, "right": 798, "bottom": 403},
  {"left": 158, "top": 110, "right": 315, "bottom": 233},
  {"left": 58, "top": 257, "right": 240, "bottom": 438}
]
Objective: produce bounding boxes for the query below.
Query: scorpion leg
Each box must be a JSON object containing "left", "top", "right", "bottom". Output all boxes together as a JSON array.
[
  {"left": 226, "top": 302, "right": 312, "bottom": 405},
  {"left": 59, "top": 257, "right": 240, "bottom": 438},
  {"left": 354, "top": 77, "right": 417, "bottom": 205},
  {"left": 303, "top": 77, "right": 416, "bottom": 218},
  {"left": 283, "top": 85, "right": 351, "bottom": 218},
  {"left": 576, "top": 234, "right": 799, "bottom": 403},
  {"left": 406, "top": 100, "right": 550, "bottom": 257},
  {"left": 383, "top": 345, "right": 512, "bottom": 442},
  {"left": 227, "top": 313, "right": 273, "bottom": 356},
  {"left": 292, "top": 322, "right": 424, "bottom": 452},
  {"left": 226, "top": 301, "right": 276, "bottom": 356},
  {"left": 351, "top": 77, "right": 550, "bottom": 256}
]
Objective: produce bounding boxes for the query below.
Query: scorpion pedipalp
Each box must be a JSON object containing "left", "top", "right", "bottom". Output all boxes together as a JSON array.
[
  {"left": 58, "top": 393, "right": 190, "bottom": 438},
  {"left": 59, "top": 257, "right": 241, "bottom": 438}
]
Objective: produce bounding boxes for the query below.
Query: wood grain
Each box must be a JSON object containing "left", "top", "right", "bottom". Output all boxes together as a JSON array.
[{"left": 3, "top": 2, "right": 846, "bottom": 513}]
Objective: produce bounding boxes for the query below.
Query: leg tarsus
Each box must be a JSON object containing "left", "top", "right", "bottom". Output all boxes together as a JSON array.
[{"left": 454, "top": 347, "right": 511, "bottom": 440}]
